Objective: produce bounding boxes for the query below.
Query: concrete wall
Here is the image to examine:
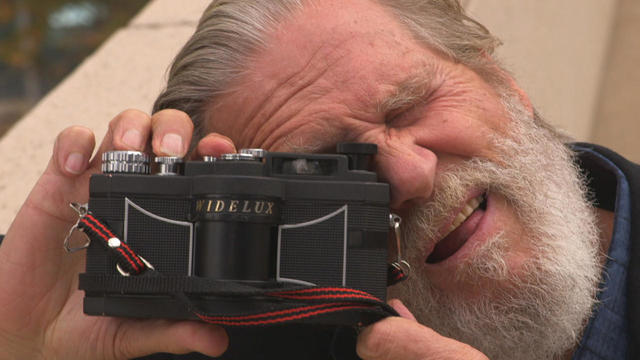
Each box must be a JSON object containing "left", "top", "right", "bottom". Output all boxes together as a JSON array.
[
  {"left": 0, "top": 0, "right": 637, "bottom": 231},
  {"left": 0, "top": 0, "right": 211, "bottom": 232},
  {"left": 465, "top": 0, "right": 617, "bottom": 141},
  {"left": 592, "top": 0, "right": 640, "bottom": 163},
  {"left": 468, "top": 0, "right": 640, "bottom": 163}
]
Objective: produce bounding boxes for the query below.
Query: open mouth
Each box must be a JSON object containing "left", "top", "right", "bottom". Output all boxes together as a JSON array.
[{"left": 426, "top": 192, "right": 487, "bottom": 264}]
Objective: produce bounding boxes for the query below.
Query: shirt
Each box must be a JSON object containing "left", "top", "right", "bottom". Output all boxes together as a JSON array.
[{"left": 571, "top": 145, "right": 631, "bottom": 360}]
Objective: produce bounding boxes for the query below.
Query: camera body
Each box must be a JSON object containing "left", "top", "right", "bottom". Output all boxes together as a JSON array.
[{"left": 81, "top": 144, "right": 390, "bottom": 320}]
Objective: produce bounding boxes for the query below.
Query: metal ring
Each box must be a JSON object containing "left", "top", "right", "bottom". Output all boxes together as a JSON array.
[
  {"left": 64, "top": 202, "right": 90, "bottom": 253},
  {"left": 389, "top": 213, "right": 411, "bottom": 280},
  {"left": 116, "top": 256, "right": 155, "bottom": 277},
  {"left": 63, "top": 223, "right": 91, "bottom": 253},
  {"left": 389, "top": 213, "right": 401, "bottom": 227},
  {"left": 391, "top": 260, "right": 412, "bottom": 279}
]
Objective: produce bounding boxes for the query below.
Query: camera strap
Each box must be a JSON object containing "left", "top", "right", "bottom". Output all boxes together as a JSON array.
[
  {"left": 72, "top": 208, "right": 152, "bottom": 276},
  {"left": 174, "top": 286, "right": 398, "bottom": 327},
  {"left": 74, "top": 207, "right": 399, "bottom": 327}
]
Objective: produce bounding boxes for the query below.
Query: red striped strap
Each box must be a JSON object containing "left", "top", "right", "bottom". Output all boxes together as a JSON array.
[
  {"left": 175, "top": 286, "right": 397, "bottom": 327},
  {"left": 77, "top": 213, "right": 148, "bottom": 276},
  {"left": 77, "top": 211, "right": 398, "bottom": 326}
]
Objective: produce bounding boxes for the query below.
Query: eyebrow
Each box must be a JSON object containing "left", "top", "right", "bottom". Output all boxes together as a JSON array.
[
  {"left": 376, "top": 71, "right": 435, "bottom": 116},
  {"left": 280, "top": 71, "right": 438, "bottom": 154},
  {"left": 282, "top": 138, "right": 325, "bottom": 153},
  {"left": 281, "top": 124, "right": 349, "bottom": 154}
]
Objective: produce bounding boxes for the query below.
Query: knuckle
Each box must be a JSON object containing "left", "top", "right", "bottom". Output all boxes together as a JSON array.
[
  {"left": 203, "top": 133, "right": 235, "bottom": 147},
  {"left": 358, "top": 320, "right": 396, "bottom": 359},
  {"left": 118, "top": 109, "right": 151, "bottom": 125},
  {"left": 151, "top": 109, "right": 193, "bottom": 128},
  {"left": 111, "top": 109, "right": 149, "bottom": 124},
  {"left": 61, "top": 124, "right": 90, "bottom": 136},
  {"left": 109, "top": 110, "right": 152, "bottom": 150},
  {"left": 55, "top": 126, "right": 95, "bottom": 154},
  {"left": 110, "top": 109, "right": 150, "bottom": 130},
  {"left": 467, "top": 345, "right": 489, "bottom": 360},
  {"left": 195, "top": 132, "right": 237, "bottom": 157},
  {"left": 118, "top": 108, "right": 149, "bottom": 120},
  {"left": 437, "top": 336, "right": 488, "bottom": 360},
  {"left": 57, "top": 125, "right": 91, "bottom": 142},
  {"left": 112, "top": 324, "right": 134, "bottom": 360}
]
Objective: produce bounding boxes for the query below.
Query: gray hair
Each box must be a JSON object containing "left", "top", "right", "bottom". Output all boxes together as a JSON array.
[{"left": 152, "top": 0, "right": 502, "bottom": 144}]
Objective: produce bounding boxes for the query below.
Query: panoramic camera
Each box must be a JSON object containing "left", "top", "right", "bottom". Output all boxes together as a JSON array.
[{"left": 79, "top": 143, "right": 392, "bottom": 322}]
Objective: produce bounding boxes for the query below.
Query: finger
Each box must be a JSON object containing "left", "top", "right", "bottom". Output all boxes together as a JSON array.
[
  {"left": 388, "top": 299, "right": 416, "bottom": 321},
  {"left": 55, "top": 126, "right": 96, "bottom": 177},
  {"left": 92, "top": 109, "right": 152, "bottom": 167},
  {"left": 7, "top": 125, "right": 96, "bottom": 236},
  {"left": 1, "top": 126, "right": 95, "bottom": 321},
  {"left": 150, "top": 109, "right": 194, "bottom": 157},
  {"left": 193, "top": 132, "right": 237, "bottom": 159},
  {"left": 109, "top": 109, "right": 152, "bottom": 152},
  {"left": 115, "top": 319, "right": 228, "bottom": 359},
  {"left": 356, "top": 317, "right": 488, "bottom": 360}
]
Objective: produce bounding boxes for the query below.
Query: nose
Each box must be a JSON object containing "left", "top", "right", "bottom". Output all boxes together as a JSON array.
[{"left": 375, "top": 143, "right": 437, "bottom": 210}]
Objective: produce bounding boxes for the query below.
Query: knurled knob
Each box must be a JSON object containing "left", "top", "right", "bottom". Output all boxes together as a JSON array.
[
  {"left": 153, "top": 156, "right": 184, "bottom": 176},
  {"left": 220, "top": 153, "right": 257, "bottom": 161},
  {"left": 239, "top": 148, "right": 267, "bottom": 159},
  {"left": 101, "top": 150, "right": 150, "bottom": 174}
]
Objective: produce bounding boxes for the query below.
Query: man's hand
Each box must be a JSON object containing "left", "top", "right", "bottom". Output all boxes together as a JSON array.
[
  {"left": 357, "top": 300, "right": 488, "bottom": 360},
  {"left": 0, "top": 109, "right": 234, "bottom": 359}
]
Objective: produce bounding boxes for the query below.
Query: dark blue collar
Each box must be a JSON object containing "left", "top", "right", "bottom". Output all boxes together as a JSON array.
[{"left": 571, "top": 145, "right": 631, "bottom": 360}]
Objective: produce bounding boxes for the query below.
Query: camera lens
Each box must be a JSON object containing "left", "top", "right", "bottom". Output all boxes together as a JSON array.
[{"left": 192, "top": 196, "right": 281, "bottom": 282}]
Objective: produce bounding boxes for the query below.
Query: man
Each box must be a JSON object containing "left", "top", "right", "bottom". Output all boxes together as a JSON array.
[{"left": 0, "top": 0, "right": 636, "bottom": 359}]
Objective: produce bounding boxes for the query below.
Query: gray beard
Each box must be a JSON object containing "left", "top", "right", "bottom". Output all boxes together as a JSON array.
[{"left": 387, "top": 93, "right": 602, "bottom": 360}]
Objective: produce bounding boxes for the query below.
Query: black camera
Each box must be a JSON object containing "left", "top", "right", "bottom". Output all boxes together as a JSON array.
[{"left": 79, "top": 143, "right": 390, "bottom": 322}]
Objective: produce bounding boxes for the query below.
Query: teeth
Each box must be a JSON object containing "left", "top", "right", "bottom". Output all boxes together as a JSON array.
[{"left": 443, "top": 194, "right": 484, "bottom": 237}]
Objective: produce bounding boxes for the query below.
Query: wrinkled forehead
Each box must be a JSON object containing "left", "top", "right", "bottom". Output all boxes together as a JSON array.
[
  {"left": 252, "top": 0, "right": 420, "bottom": 74},
  {"left": 253, "top": 3, "right": 428, "bottom": 100},
  {"left": 206, "top": 0, "right": 438, "bottom": 146}
]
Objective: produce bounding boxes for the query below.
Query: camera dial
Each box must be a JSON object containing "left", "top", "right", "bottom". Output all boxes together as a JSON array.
[
  {"left": 153, "top": 156, "right": 184, "bottom": 176},
  {"left": 220, "top": 153, "right": 257, "bottom": 161},
  {"left": 240, "top": 148, "right": 267, "bottom": 159},
  {"left": 101, "top": 150, "right": 150, "bottom": 174}
]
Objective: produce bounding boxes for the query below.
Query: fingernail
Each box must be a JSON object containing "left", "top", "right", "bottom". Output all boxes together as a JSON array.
[
  {"left": 160, "top": 133, "right": 184, "bottom": 156},
  {"left": 222, "top": 139, "right": 237, "bottom": 153},
  {"left": 122, "top": 129, "right": 143, "bottom": 150},
  {"left": 65, "top": 152, "right": 84, "bottom": 174}
]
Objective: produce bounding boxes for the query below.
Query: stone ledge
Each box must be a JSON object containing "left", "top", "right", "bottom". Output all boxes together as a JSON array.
[
  {"left": 130, "top": 0, "right": 210, "bottom": 27},
  {"left": 0, "top": 22, "right": 198, "bottom": 232}
]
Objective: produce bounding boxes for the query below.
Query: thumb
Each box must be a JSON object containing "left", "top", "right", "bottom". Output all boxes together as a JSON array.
[
  {"left": 114, "top": 319, "right": 229, "bottom": 359},
  {"left": 388, "top": 298, "right": 416, "bottom": 321},
  {"left": 357, "top": 300, "right": 488, "bottom": 360}
]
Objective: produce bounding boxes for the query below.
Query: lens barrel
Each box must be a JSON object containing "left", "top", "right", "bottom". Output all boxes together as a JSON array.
[{"left": 192, "top": 196, "right": 281, "bottom": 281}]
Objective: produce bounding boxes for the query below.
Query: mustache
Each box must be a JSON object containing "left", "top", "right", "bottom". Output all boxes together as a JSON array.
[
  {"left": 400, "top": 155, "right": 520, "bottom": 257},
  {"left": 387, "top": 102, "right": 602, "bottom": 360}
]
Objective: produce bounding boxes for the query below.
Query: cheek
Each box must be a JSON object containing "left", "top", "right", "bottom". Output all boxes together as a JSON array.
[
  {"left": 403, "top": 117, "right": 495, "bottom": 162},
  {"left": 410, "top": 87, "right": 512, "bottom": 160}
]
